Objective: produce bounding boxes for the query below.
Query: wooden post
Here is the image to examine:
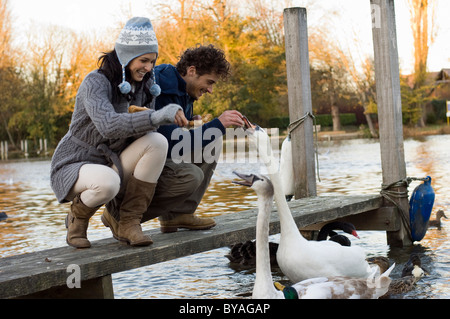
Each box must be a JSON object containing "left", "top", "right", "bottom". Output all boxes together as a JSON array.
[
  {"left": 24, "top": 140, "right": 29, "bottom": 158},
  {"left": 283, "top": 7, "right": 317, "bottom": 199},
  {"left": 370, "top": 0, "right": 412, "bottom": 247}
]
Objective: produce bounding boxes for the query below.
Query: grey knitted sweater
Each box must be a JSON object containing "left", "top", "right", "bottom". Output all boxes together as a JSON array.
[{"left": 50, "top": 70, "right": 181, "bottom": 203}]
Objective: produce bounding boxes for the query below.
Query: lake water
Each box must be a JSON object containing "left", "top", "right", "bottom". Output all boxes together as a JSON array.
[{"left": 0, "top": 134, "right": 449, "bottom": 299}]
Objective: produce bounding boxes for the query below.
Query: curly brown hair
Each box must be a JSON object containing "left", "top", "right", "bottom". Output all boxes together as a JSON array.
[{"left": 176, "top": 44, "right": 231, "bottom": 80}]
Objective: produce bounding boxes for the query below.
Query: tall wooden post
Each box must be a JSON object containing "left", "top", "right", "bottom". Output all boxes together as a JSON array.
[
  {"left": 283, "top": 7, "right": 317, "bottom": 199},
  {"left": 370, "top": 0, "right": 412, "bottom": 246}
]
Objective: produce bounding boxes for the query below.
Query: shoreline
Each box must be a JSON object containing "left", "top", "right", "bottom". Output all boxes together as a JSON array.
[
  {"left": 316, "top": 124, "right": 450, "bottom": 141},
  {"left": 1, "top": 125, "right": 449, "bottom": 161}
]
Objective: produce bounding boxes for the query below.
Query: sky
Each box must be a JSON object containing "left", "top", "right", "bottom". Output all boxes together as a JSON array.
[{"left": 8, "top": 0, "right": 450, "bottom": 74}]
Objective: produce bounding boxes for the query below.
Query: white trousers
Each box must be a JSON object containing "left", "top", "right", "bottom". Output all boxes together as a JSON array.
[{"left": 66, "top": 132, "right": 168, "bottom": 208}]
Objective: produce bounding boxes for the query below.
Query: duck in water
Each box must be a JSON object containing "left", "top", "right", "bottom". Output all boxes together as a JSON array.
[{"left": 428, "top": 210, "right": 447, "bottom": 229}]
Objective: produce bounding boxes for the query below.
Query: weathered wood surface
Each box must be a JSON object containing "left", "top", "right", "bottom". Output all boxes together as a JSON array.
[
  {"left": 283, "top": 7, "right": 317, "bottom": 198},
  {"left": 370, "top": 0, "right": 411, "bottom": 246},
  {"left": 0, "top": 194, "right": 387, "bottom": 299}
]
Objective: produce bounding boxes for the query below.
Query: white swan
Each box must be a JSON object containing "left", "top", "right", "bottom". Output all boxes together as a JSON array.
[
  {"left": 233, "top": 171, "right": 395, "bottom": 299},
  {"left": 248, "top": 126, "right": 376, "bottom": 282},
  {"left": 225, "top": 221, "right": 358, "bottom": 268}
]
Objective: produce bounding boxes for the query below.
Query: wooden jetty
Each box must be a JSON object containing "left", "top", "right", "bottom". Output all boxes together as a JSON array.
[
  {"left": 0, "top": 0, "right": 413, "bottom": 299},
  {"left": 284, "top": 1, "right": 412, "bottom": 247},
  {"left": 0, "top": 194, "right": 399, "bottom": 299}
]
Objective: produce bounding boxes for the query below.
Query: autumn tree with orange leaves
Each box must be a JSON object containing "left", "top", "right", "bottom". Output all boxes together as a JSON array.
[
  {"left": 0, "top": 0, "right": 362, "bottom": 150},
  {"left": 2, "top": 0, "right": 411, "bottom": 151},
  {"left": 402, "top": 0, "right": 437, "bottom": 127}
]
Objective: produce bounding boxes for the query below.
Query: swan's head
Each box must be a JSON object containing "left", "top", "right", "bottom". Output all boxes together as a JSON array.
[
  {"left": 241, "top": 115, "right": 264, "bottom": 137},
  {"left": 244, "top": 122, "right": 266, "bottom": 137},
  {"left": 245, "top": 126, "right": 279, "bottom": 175},
  {"left": 242, "top": 115, "right": 256, "bottom": 130},
  {"left": 340, "top": 222, "right": 360, "bottom": 239},
  {"left": 232, "top": 171, "right": 274, "bottom": 198}
]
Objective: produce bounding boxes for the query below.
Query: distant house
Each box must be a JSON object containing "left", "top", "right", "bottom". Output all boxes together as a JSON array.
[
  {"left": 402, "top": 68, "right": 450, "bottom": 88},
  {"left": 433, "top": 68, "right": 450, "bottom": 100},
  {"left": 400, "top": 68, "right": 450, "bottom": 123},
  {"left": 436, "top": 68, "right": 450, "bottom": 84}
]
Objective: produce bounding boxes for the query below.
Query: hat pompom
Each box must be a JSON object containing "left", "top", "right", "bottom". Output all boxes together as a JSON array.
[
  {"left": 150, "top": 83, "right": 161, "bottom": 97},
  {"left": 119, "top": 81, "right": 132, "bottom": 94},
  {"left": 149, "top": 69, "right": 161, "bottom": 96},
  {"left": 118, "top": 64, "right": 131, "bottom": 94}
]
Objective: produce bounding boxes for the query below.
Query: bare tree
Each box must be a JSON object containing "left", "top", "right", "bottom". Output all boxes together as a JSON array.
[
  {"left": 309, "top": 29, "right": 350, "bottom": 131},
  {"left": 338, "top": 47, "right": 378, "bottom": 137}
]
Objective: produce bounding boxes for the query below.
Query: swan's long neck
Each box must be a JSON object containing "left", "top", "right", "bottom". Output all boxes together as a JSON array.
[
  {"left": 270, "top": 171, "right": 304, "bottom": 238},
  {"left": 252, "top": 130, "right": 305, "bottom": 241},
  {"left": 253, "top": 191, "right": 278, "bottom": 297}
]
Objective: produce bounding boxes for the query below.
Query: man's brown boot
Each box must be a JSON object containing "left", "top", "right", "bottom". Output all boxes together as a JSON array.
[
  {"left": 117, "top": 175, "right": 155, "bottom": 246},
  {"left": 65, "top": 194, "right": 100, "bottom": 248},
  {"left": 159, "top": 214, "right": 216, "bottom": 233}
]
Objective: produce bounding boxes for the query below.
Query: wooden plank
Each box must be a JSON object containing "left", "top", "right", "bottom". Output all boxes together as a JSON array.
[
  {"left": 283, "top": 7, "right": 317, "bottom": 198},
  {"left": 19, "top": 275, "right": 114, "bottom": 299},
  {"left": 0, "top": 194, "right": 383, "bottom": 299},
  {"left": 301, "top": 207, "right": 400, "bottom": 231},
  {"left": 370, "top": 0, "right": 411, "bottom": 247}
]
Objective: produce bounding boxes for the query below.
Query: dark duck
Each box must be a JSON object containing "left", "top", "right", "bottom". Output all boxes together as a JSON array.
[
  {"left": 368, "top": 254, "right": 426, "bottom": 298},
  {"left": 428, "top": 210, "right": 447, "bottom": 229}
]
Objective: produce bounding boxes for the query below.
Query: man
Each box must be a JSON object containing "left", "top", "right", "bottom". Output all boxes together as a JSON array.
[{"left": 146, "top": 44, "right": 245, "bottom": 232}]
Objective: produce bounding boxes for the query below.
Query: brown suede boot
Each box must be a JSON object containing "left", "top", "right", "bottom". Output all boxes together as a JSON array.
[
  {"left": 159, "top": 214, "right": 216, "bottom": 233},
  {"left": 65, "top": 194, "right": 100, "bottom": 248},
  {"left": 117, "top": 175, "right": 155, "bottom": 246},
  {"left": 101, "top": 207, "right": 119, "bottom": 240}
]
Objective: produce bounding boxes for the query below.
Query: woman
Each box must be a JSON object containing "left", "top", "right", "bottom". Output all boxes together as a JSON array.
[{"left": 50, "top": 17, "right": 187, "bottom": 249}]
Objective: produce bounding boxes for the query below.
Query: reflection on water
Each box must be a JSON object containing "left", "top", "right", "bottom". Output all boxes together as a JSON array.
[{"left": 0, "top": 135, "right": 449, "bottom": 299}]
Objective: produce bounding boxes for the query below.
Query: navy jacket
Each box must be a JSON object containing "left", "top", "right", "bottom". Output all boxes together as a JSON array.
[{"left": 154, "top": 64, "right": 225, "bottom": 158}]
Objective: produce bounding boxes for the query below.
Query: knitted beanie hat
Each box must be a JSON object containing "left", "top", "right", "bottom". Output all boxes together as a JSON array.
[{"left": 115, "top": 17, "right": 160, "bottom": 95}]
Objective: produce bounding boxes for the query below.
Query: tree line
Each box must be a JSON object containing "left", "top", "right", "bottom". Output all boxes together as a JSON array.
[{"left": 0, "top": 0, "right": 444, "bottom": 154}]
